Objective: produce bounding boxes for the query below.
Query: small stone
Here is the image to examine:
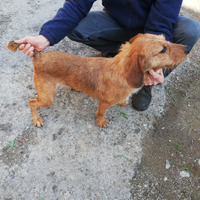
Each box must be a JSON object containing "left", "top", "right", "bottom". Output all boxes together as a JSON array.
[
  {"left": 198, "top": 159, "right": 200, "bottom": 166},
  {"left": 165, "top": 160, "right": 171, "bottom": 169},
  {"left": 164, "top": 177, "right": 168, "bottom": 181},
  {"left": 180, "top": 171, "right": 190, "bottom": 178},
  {"left": 88, "top": 125, "right": 92, "bottom": 129},
  {"left": 53, "top": 134, "right": 57, "bottom": 141}
]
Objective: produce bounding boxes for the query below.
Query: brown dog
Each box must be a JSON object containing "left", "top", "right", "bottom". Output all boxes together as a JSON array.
[{"left": 7, "top": 33, "right": 190, "bottom": 127}]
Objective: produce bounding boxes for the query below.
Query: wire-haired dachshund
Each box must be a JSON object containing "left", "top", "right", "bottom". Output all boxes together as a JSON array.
[{"left": 7, "top": 33, "right": 190, "bottom": 127}]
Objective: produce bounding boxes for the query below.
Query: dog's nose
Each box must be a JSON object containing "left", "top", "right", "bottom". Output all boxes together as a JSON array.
[{"left": 184, "top": 46, "right": 191, "bottom": 55}]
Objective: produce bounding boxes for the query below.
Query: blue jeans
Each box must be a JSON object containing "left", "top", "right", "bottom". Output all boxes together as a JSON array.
[
  {"left": 68, "top": 11, "right": 200, "bottom": 77},
  {"left": 68, "top": 11, "right": 200, "bottom": 53}
]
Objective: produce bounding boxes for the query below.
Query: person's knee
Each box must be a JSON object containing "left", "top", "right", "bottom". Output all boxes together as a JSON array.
[
  {"left": 67, "top": 27, "right": 82, "bottom": 42},
  {"left": 184, "top": 20, "right": 200, "bottom": 42},
  {"left": 67, "top": 31, "right": 76, "bottom": 42},
  {"left": 68, "top": 12, "right": 97, "bottom": 43},
  {"left": 175, "top": 16, "right": 200, "bottom": 47}
]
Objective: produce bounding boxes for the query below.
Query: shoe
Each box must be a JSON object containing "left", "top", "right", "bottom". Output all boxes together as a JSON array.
[
  {"left": 132, "top": 86, "right": 152, "bottom": 111},
  {"left": 162, "top": 68, "right": 172, "bottom": 78},
  {"left": 94, "top": 52, "right": 117, "bottom": 58}
]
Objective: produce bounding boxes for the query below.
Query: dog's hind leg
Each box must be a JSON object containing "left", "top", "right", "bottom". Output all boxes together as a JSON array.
[
  {"left": 29, "top": 75, "right": 56, "bottom": 127},
  {"left": 96, "top": 100, "right": 112, "bottom": 127}
]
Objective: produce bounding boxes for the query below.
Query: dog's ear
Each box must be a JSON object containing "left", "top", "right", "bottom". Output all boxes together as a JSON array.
[
  {"left": 126, "top": 55, "right": 144, "bottom": 88},
  {"left": 129, "top": 33, "right": 143, "bottom": 44}
]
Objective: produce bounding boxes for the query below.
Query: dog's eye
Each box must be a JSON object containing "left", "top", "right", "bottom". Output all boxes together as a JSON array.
[{"left": 160, "top": 46, "right": 167, "bottom": 53}]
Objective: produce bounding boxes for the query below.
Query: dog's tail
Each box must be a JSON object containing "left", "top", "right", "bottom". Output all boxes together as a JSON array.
[{"left": 7, "top": 41, "right": 41, "bottom": 60}]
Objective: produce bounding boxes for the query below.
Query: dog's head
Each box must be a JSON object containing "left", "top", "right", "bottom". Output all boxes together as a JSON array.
[{"left": 125, "top": 33, "right": 190, "bottom": 88}]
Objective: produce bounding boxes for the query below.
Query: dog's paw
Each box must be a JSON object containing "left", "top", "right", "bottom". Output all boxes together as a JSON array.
[
  {"left": 97, "top": 117, "right": 108, "bottom": 128},
  {"left": 32, "top": 116, "right": 44, "bottom": 127},
  {"left": 119, "top": 101, "right": 129, "bottom": 107}
]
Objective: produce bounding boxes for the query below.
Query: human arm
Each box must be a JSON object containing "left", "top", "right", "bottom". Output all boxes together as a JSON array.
[
  {"left": 14, "top": 0, "right": 96, "bottom": 57},
  {"left": 144, "top": 0, "right": 183, "bottom": 42},
  {"left": 40, "top": 0, "right": 96, "bottom": 45}
]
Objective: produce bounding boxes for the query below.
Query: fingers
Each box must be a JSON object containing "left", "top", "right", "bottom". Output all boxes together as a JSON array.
[
  {"left": 14, "top": 38, "right": 27, "bottom": 44},
  {"left": 14, "top": 35, "right": 50, "bottom": 56},
  {"left": 144, "top": 77, "right": 155, "bottom": 86},
  {"left": 26, "top": 46, "right": 34, "bottom": 57},
  {"left": 20, "top": 43, "right": 34, "bottom": 57},
  {"left": 14, "top": 37, "right": 33, "bottom": 57},
  {"left": 14, "top": 37, "right": 34, "bottom": 57},
  {"left": 18, "top": 44, "right": 25, "bottom": 50},
  {"left": 149, "top": 69, "right": 164, "bottom": 84},
  {"left": 144, "top": 69, "right": 164, "bottom": 86}
]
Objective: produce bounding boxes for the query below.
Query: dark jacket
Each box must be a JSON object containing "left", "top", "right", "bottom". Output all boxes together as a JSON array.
[{"left": 40, "top": 0, "right": 183, "bottom": 45}]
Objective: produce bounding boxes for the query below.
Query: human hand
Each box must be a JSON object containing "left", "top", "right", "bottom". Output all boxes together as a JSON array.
[
  {"left": 14, "top": 35, "right": 50, "bottom": 57},
  {"left": 143, "top": 69, "right": 164, "bottom": 86}
]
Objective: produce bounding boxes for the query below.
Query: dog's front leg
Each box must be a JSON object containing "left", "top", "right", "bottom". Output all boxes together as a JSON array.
[{"left": 96, "top": 100, "right": 112, "bottom": 127}]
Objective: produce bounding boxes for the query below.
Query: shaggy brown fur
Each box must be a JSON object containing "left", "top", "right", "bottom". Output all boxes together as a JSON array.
[{"left": 7, "top": 33, "right": 189, "bottom": 127}]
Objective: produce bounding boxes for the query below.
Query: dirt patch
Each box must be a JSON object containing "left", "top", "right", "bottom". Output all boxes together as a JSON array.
[
  {"left": 131, "top": 72, "right": 200, "bottom": 199},
  {"left": 0, "top": 127, "right": 39, "bottom": 167},
  {"left": 130, "top": 5, "right": 200, "bottom": 200}
]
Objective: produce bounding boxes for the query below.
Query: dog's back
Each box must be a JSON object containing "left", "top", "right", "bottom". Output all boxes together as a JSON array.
[{"left": 35, "top": 51, "right": 103, "bottom": 96}]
